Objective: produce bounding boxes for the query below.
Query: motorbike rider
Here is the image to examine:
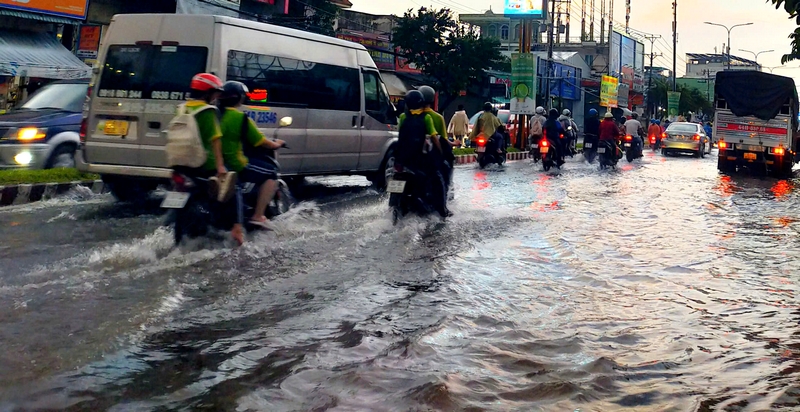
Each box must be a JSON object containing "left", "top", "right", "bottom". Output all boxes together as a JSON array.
[
  {"left": 543, "top": 108, "right": 566, "bottom": 165},
  {"left": 217, "top": 81, "right": 286, "bottom": 236},
  {"left": 470, "top": 102, "right": 503, "bottom": 145},
  {"left": 647, "top": 118, "right": 663, "bottom": 149},
  {"left": 583, "top": 108, "right": 600, "bottom": 152},
  {"left": 396, "top": 90, "right": 449, "bottom": 218},
  {"left": 529, "top": 106, "right": 547, "bottom": 149},
  {"left": 558, "top": 109, "right": 579, "bottom": 156},
  {"left": 623, "top": 112, "right": 645, "bottom": 154},
  {"left": 599, "top": 111, "right": 622, "bottom": 159},
  {"left": 419, "top": 85, "right": 456, "bottom": 192}
]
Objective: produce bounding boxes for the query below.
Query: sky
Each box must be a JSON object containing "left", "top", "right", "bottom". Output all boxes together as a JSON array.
[{"left": 350, "top": 0, "right": 800, "bottom": 83}]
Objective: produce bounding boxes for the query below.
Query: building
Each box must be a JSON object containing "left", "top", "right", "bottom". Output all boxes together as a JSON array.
[
  {"left": 459, "top": 9, "right": 547, "bottom": 56},
  {"left": 685, "top": 53, "right": 760, "bottom": 79}
]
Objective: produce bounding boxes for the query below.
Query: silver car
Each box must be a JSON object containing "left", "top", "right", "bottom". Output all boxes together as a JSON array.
[{"left": 662, "top": 122, "right": 712, "bottom": 158}]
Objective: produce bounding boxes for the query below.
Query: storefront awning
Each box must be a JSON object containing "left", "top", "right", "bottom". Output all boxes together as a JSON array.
[
  {"left": 380, "top": 72, "right": 409, "bottom": 97},
  {"left": 0, "top": 30, "right": 91, "bottom": 79},
  {"left": 0, "top": 9, "right": 81, "bottom": 25}
]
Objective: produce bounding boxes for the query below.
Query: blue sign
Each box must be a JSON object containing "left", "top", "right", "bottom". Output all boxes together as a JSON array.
[
  {"left": 537, "top": 58, "right": 582, "bottom": 100},
  {"left": 503, "top": 0, "right": 545, "bottom": 18}
]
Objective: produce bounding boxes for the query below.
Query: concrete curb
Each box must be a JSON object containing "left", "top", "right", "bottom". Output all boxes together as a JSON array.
[
  {"left": 0, "top": 180, "right": 105, "bottom": 207},
  {"left": 454, "top": 151, "right": 529, "bottom": 165}
]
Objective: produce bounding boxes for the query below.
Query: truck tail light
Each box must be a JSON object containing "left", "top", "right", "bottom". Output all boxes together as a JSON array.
[
  {"left": 775, "top": 146, "right": 786, "bottom": 156},
  {"left": 719, "top": 140, "right": 727, "bottom": 150}
]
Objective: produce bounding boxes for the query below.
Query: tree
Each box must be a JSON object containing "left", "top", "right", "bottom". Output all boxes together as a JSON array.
[
  {"left": 769, "top": 0, "right": 800, "bottom": 63},
  {"left": 270, "top": 0, "right": 339, "bottom": 36},
  {"left": 392, "top": 7, "right": 505, "bottom": 110},
  {"left": 651, "top": 79, "right": 713, "bottom": 117}
]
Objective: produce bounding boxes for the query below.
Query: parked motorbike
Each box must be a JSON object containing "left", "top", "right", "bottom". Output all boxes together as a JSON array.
[
  {"left": 162, "top": 117, "right": 294, "bottom": 245},
  {"left": 623, "top": 135, "right": 643, "bottom": 163},
  {"left": 597, "top": 140, "right": 620, "bottom": 170},
  {"left": 475, "top": 134, "right": 506, "bottom": 169}
]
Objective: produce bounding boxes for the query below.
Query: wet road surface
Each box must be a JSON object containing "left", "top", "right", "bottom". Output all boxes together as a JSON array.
[{"left": 1, "top": 150, "right": 800, "bottom": 411}]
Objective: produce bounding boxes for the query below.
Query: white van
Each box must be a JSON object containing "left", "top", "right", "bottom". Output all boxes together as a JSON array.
[{"left": 78, "top": 13, "right": 398, "bottom": 201}]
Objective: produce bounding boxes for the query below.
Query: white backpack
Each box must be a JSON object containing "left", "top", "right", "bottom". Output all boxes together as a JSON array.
[{"left": 165, "top": 103, "right": 215, "bottom": 168}]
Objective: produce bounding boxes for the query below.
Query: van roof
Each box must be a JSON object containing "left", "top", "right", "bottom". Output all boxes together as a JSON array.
[{"left": 111, "top": 13, "right": 368, "bottom": 52}]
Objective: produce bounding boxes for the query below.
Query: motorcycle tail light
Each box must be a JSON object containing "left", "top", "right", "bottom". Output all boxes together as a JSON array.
[
  {"left": 477, "top": 137, "right": 486, "bottom": 146},
  {"left": 172, "top": 172, "right": 193, "bottom": 189},
  {"left": 540, "top": 139, "right": 548, "bottom": 147},
  {"left": 649, "top": 135, "right": 656, "bottom": 143},
  {"left": 625, "top": 135, "right": 632, "bottom": 141}
]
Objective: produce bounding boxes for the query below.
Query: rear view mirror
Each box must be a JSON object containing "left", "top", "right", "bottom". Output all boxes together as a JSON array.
[{"left": 279, "top": 117, "right": 292, "bottom": 127}]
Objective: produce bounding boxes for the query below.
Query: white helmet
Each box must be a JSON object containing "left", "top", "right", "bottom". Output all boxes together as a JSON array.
[
  {"left": 562, "top": 109, "right": 571, "bottom": 116},
  {"left": 535, "top": 106, "right": 545, "bottom": 115}
]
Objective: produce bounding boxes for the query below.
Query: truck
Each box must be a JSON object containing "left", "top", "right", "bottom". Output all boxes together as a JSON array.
[{"left": 714, "top": 71, "right": 799, "bottom": 177}]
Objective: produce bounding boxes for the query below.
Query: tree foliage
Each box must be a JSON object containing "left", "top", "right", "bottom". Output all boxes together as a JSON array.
[
  {"left": 392, "top": 7, "right": 504, "bottom": 109},
  {"left": 651, "top": 79, "right": 713, "bottom": 117},
  {"left": 270, "top": 0, "right": 339, "bottom": 36},
  {"left": 769, "top": 0, "right": 800, "bottom": 63}
]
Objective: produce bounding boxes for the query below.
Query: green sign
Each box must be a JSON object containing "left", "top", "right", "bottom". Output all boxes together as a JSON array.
[
  {"left": 667, "top": 91, "right": 681, "bottom": 120},
  {"left": 510, "top": 53, "right": 536, "bottom": 115}
]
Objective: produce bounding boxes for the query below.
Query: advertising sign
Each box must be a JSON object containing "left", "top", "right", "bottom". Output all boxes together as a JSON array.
[
  {"left": 336, "top": 33, "right": 394, "bottom": 70},
  {"left": 77, "top": 25, "right": 102, "bottom": 60},
  {"left": 667, "top": 91, "right": 681, "bottom": 120},
  {"left": 510, "top": 53, "right": 536, "bottom": 115},
  {"left": 503, "top": 0, "right": 544, "bottom": 18},
  {"left": 609, "top": 31, "right": 622, "bottom": 76},
  {"left": 0, "top": 0, "right": 88, "bottom": 19},
  {"left": 600, "top": 75, "right": 619, "bottom": 108},
  {"left": 617, "top": 83, "right": 630, "bottom": 109}
]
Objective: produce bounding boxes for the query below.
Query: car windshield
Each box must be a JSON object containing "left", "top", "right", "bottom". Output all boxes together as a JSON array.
[
  {"left": 498, "top": 112, "right": 510, "bottom": 124},
  {"left": 667, "top": 124, "right": 700, "bottom": 133},
  {"left": 469, "top": 113, "right": 481, "bottom": 125},
  {"left": 21, "top": 83, "right": 88, "bottom": 112}
]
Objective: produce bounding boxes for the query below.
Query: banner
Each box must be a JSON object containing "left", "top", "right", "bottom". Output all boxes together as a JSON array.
[
  {"left": 600, "top": 75, "right": 619, "bottom": 108},
  {"left": 0, "top": 0, "right": 88, "bottom": 19},
  {"left": 503, "top": 0, "right": 545, "bottom": 17},
  {"left": 667, "top": 91, "right": 681, "bottom": 120},
  {"left": 510, "top": 53, "right": 536, "bottom": 115},
  {"left": 77, "top": 26, "right": 102, "bottom": 60}
]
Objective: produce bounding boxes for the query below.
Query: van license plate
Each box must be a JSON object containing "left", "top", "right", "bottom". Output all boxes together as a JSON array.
[
  {"left": 387, "top": 180, "right": 406, "bottom": 194},
  {"left": 161, "top": 191, "right": 190, "bottom": 209},
  {"left": 743, "top": 152, "right": 757, "bottom": 161},
  {"left": 104, "top": 120, "right": 129, "bottom": 136}
]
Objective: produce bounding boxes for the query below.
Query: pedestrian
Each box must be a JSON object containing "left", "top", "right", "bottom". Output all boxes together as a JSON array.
[{"left": 448, "top": 104, "right": 470, "bottom": 148}]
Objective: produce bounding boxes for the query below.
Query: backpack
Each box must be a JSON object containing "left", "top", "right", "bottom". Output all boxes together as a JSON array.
[
  {"left": 529, "top": 116, "right": 543, "bottom": 137},
  {"left": 396, "top": 113, "right": 429, "bottom": 166},
  {"left": 165, "top": 103, "right": 215, "bottom": 168}
]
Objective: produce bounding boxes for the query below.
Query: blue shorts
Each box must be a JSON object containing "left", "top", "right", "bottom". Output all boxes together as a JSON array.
[{"left": 240, "top": 158, "right": 277, "bottom": 187}]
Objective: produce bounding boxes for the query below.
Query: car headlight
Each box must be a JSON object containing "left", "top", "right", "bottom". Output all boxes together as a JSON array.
[{"left": 4, "top": 127, "right": 47, "bottom": 141}]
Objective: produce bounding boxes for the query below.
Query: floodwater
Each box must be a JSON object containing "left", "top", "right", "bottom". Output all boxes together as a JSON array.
[{"left": 0, "top": 151, "right": 799, "bottom": 411}]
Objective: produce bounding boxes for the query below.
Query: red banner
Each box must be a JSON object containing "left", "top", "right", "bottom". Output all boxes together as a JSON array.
[{"left": 720, "top": 123, "right": 787, "bottom": 136}]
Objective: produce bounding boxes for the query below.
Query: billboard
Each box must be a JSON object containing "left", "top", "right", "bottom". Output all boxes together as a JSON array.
[
  {"left": 77, "top": 25, "right": 102, "bottom": 60},
  {"left": 504, "top": 0, "right": 544, "bottom": 18},
  {"left": 511, "top": 53, "right": 536, "bottom": 115},
  {"left": 609, "top": 31, "right": 622, "bottom": 76},
  {"left": 336, "top": 33, "right": 394, "bottom": 71},
  {"left": 600, "top": 75, "right": 619, "bottom": 108},
  {"left": 0, "top": 0, "right": 89, "bottom": 19}
]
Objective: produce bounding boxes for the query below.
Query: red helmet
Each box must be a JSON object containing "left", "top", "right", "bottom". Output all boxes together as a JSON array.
[{"left": 190, "top": 73, "right": 223, "bottom": 92}]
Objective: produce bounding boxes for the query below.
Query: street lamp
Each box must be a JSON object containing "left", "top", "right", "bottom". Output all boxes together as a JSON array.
[
  {"left": 763, "top": 66, "right": 800, "bottom": 74},
  {"left": 704, "top": 21, "right": 754, "bottom": 70},
  {"left": 739, "top": 49, "right": 773, "bottom": 67}
]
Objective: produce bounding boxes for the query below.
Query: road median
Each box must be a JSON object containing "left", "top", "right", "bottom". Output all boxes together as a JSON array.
[{"left": 0, "top": 169, "right": 104, "bottom": 207}]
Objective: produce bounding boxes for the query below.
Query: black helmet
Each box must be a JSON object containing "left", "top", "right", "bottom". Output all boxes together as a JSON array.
[
  {"left": 404, "top": 90, "right": 425, "bottom": 110},
  {"left": 219, "top": 81, "right": 249, "bottom": 108},
  {"left": 483, "top": 102, "right": 493, "bottom": 111},
  {"left": 418, "top": 85, "right": 436, "bottom": 105},
  {"left": 548, "top": 108, "right": 560, "bottom": 119}
]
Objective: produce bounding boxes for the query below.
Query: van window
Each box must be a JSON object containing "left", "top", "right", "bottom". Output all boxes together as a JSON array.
[
  {"left": 363, "top": 71, "right": 394, "bottom": 124},
  {"left": 97, "top": 45, "right": 208, "bottom": 100},
  {"left": 227, "top": 50, "right": 360, "bottom": 112}
]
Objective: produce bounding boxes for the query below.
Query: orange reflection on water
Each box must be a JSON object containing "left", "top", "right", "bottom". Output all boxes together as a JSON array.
[
  {"left": 771, "top": 180, "right": 794, "bottom": 199},
  {"left": 714, "top": 175, "right": 737, "bottom": 197},
  {"left": 472, "top": 171, "right": 491, "bottom": 191},
  {"left": 772, "top": 216, "right": 798, "bottom": 227}
]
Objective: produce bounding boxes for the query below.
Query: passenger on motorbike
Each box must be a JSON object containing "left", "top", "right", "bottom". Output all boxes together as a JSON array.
[
  {"left": 584, "top": 108, "right": 600, "bottom": 149},
  {"left": 623, "top": 113, "right": 645, "bottom": 153},
  {"left": 396, "top": 90, "right": 449, "bottom": 218},
  {"left": 648, "top": 118, "right": 663, "bottom": 149},
  {"left": 543, "top": 108, "right": 566, "bottom": 166},
  {"left": 558, "top": 109, "right": 579, "bottom": 156},
  {"left": 217, "top": 81, "right": 285, "bottom": 235},
  {"left": 529, "top": 106, "right": 547, "bottom": 146},
  {"left": 599, "top": 111, "right": 622, "bottom": 159},
  {"left": 419, "top": 85, "right": 456, "bottom": 192}
]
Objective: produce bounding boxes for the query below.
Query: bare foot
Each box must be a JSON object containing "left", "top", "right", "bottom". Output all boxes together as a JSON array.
[{"left": 231, "top": 224, "right": 245, "bottom": 246}]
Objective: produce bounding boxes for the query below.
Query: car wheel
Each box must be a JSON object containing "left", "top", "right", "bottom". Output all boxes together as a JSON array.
[
  {"left": 698, "top": 147, "right": 705, "bottom": 158},
  {"left": 45, "top": 143, "right": 77, "bottom": 169}
]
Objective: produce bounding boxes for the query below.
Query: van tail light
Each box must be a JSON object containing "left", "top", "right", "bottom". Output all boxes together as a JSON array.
[
  {"left": 719, "top": 140, "right": 727, "bottom": 150},
  {"left": 79, "top": 117, "right": 88, "bottom": 143},
  {"left": 693, "top": 134, "right": 701, "bottom": 141},
  {"left": 775, "top": 146, "right": 786, "bottom": 156}
]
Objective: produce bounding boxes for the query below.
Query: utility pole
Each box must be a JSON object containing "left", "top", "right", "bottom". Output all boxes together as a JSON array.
[
  {"left": 625, "top": 0, "right": 630, "bottom": 34},
  {"left": 672, "top": 0, "right": 677, "bottom": 91},
  {"left": 599, "top": 0, "right": 605, "bottom": 44},
  {"left": 581, "top": 0, "right": 586, "bottom": 41},
  {"left": 589, "top": 0, "right": 595, "bottom": 41},
  {"left": 547, "top": 0, "right": 556, "bottom": 109},
  {"left": 644, "top": 34, "right": 662, "bottom": 118}
]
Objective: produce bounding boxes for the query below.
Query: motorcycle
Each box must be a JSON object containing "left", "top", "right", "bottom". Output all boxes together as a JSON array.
[
  {"left": 475, "top": 134, "right": 506, "bottom": 169},
  {"left": 623, "top": 135, "right": 643, "bottom": 163},
  {"left": 597, "top": 139, "right": 620, "bottom": 170},
  {"left": 387, "top": 166, "right": 438, "bottom": 225},
  {"left": 649, "top": 134, "right": 661, "bottom": 151},
  {"left": 162, "top": 117, "right": 294, "bottom": 245},
  {"left": 538, "top": 136, "right": 563, "bottom": 172},
  {"left": 583, "top": 134, "right": 598, "bottom": 164}
]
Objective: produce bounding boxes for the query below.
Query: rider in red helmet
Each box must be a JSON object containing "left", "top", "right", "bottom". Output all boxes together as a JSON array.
[{"left": 186, "top": 73, "right": 243, "bottom": 245}]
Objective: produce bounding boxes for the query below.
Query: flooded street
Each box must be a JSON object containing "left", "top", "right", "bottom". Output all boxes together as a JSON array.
[{"left": 1, "top": 151, "right": 799, "bottom": 411}]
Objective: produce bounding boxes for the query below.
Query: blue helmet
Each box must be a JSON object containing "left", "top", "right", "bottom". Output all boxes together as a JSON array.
[
  {"left": 589, "top": 108, "right": 598, "bottom": 117},
  {"left": 655, "top": 119, "right": 661, "bottom": 125}
]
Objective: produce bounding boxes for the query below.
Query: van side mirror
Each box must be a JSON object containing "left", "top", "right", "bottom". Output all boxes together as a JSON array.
[{"left": 279, "top": 117, "right": 292, "bottom": 127}]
